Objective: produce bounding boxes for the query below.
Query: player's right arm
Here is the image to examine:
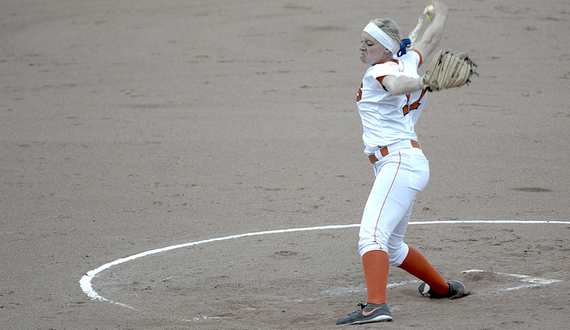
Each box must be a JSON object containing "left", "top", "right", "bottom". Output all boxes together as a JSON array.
[{"left": 414, "top": 2, "right": 448, "bottom": 61}]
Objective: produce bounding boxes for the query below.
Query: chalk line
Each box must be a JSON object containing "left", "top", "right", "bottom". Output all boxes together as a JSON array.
[
  {"left": 79, "top": 220, "right": 569, "bottom": 312},
  {"left": 462, "top": 269, "right": 562, "bottom": 293}
]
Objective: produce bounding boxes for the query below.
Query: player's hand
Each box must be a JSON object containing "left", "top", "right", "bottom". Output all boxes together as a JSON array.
[{"left": 428, "top": 2, "right": 448, "bottom": 21}]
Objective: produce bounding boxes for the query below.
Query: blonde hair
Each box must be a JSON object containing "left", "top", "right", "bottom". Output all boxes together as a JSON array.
[
  {"left": 370, "top": 10, "right": 428, "bottom": 54},
  {"left": 369, "top": 18, "right": 401, "bottom": 52}
]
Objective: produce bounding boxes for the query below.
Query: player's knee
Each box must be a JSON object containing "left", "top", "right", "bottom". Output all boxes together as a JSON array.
[
  {"left": 388, "top": 243, "right": 409, "bottom": 266},
  {"left": 358, "top": 237, "right": 388, "bottom": 257}
]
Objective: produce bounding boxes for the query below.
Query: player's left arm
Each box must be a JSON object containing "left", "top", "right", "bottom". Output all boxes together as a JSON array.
[{"left": 382, "top": 75, "right": 423, "bottom": 95}]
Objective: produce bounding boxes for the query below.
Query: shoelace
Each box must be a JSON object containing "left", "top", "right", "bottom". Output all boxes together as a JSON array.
[{"left": 345, "top": 303, "right": 368, "bottom": 316}]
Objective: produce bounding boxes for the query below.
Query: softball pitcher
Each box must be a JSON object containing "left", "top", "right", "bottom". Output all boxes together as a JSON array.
[{"left": 337, "top": 2, "right": 468, "bottom": 325}]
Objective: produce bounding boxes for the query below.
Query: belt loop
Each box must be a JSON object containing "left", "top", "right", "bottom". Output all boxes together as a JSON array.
[{"left": 368, "top": 140, "right": 421, "bottom": 164}]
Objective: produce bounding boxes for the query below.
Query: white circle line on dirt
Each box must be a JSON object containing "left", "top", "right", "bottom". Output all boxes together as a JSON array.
[{"left": 79, "top": 220, "right": 570, "bottom": 310}]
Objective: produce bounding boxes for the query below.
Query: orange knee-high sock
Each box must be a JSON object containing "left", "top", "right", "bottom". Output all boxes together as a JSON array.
[
  {"left": 362, "top": 250, "right": 390, "bottom": 305},
  {"left": 397, "top": 246, "right": 450, "bottom": 295}
]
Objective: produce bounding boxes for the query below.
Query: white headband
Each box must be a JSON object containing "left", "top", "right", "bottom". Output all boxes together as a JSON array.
[{"left": 363, "top": 22, "right": 397, "bottom": 54}]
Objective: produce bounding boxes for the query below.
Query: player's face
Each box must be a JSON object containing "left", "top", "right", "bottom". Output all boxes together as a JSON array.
[{"left": 360, "top": 32, "right": 389, "bottom": 65}]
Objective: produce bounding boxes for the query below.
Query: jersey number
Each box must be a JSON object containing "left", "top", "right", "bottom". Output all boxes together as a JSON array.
[
  {"left": 402, "top": 89, "right": 427, "bottom": 116},
  {"left": 356, "top": 83, "right": 426, "bottom": 116},
  {"left": 356, "top": 83, "right": 363, "bottom": 102}
]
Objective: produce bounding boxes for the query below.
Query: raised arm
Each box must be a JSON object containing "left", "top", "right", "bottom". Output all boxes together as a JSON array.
[
  {"left": 383, "top": 2, "right": 450, "bottom": 95},
  {"left": 415, "top": 2, "right": 448, "bottom": 61}
]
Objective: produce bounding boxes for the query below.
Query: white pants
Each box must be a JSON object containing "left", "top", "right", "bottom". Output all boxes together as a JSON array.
[{"left": 358, "top": 147, "right": 429, "bottom": 266}]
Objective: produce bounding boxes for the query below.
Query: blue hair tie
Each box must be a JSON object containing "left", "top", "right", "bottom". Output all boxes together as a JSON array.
[{"left": 397, "top": 38, "right": 411, "bottom": 57}]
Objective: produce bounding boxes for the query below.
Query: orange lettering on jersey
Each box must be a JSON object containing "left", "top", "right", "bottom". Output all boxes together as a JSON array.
[
  {"left": 402, "top": 89, "right": 427, "bottom": 116},
  {"left": 356, "top": 82, "right": 363, "bottom": 102}
]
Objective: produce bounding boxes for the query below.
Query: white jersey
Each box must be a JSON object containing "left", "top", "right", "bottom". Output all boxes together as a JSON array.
[{"left": 356, "top": 49, "right": 427, "bottom": 155}]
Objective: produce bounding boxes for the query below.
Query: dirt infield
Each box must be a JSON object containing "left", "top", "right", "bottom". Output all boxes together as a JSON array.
[{"left": 1, "top": 0, "right": 569, "bottom": 329}]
